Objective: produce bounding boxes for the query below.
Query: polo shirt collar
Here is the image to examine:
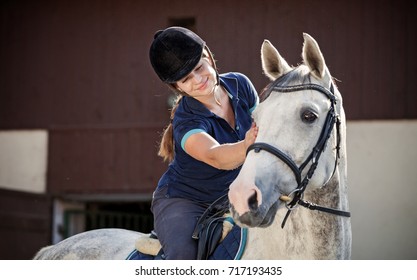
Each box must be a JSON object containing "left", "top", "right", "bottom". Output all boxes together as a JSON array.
[{"left": 182, "top": 74, "right": 239, "bottom": 117}]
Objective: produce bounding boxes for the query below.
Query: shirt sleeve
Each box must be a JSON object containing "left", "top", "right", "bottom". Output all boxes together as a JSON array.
[
  {"left": 174, "top": 119, "right": 210, "bottom": 152},
  {"left": 236, "top": 73, "right": 259, "bottom": 113}
]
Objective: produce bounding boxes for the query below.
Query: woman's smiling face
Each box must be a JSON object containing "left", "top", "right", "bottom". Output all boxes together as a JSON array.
[{"left": 175, "top": 55, "right": 217, "bottom": 98}]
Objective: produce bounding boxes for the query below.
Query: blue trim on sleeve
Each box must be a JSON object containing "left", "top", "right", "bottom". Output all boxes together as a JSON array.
[
  {"left": 181, "top": 129, "right": 205, "bottom": 151},
  {"left": 249, "top": 94, "right": 259, "bottom": 113}
]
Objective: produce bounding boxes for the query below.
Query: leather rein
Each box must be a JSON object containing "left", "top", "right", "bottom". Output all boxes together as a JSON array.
[{"left": 247, "top": 78, "right": 351, "bottom": 228}]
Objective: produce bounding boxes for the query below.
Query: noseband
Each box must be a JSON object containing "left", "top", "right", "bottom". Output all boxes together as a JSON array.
[{"left": 247, "top": 78, "right": 351, "bottom": 228}]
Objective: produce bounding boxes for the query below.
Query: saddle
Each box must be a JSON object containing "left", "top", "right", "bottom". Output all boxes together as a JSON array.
[
  {"left": 134, "top": 194, "right": 242, "bottom": 260},
  {"left": 135, "top": 215, "right": 235, "bottom": 259}
]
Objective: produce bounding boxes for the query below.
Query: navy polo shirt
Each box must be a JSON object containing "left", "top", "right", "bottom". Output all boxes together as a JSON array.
[{"left": 156, "top": 72, "right": 259, "bottom": 203}]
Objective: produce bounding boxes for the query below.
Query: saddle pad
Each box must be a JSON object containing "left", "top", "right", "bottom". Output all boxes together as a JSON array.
[
  {"left": 126, "top": 225, "right": 247, "bottom": 260},
  {"left": 126, "top": 249, "right": 155, "bottom": 260},
  {"left": 208, "top": 224, "right": 247, "bottom": 260}
]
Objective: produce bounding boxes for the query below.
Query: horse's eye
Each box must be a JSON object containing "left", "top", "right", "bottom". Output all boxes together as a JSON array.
[{"left": 301, "top": 110, "right": 318, "bottom": 123}]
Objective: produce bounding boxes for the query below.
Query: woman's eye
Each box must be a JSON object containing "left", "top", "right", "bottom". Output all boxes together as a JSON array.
[{"left": 301, "top": 110, "right": 318, "bottom": 123}]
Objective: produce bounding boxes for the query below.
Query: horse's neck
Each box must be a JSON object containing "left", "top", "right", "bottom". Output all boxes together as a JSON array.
[{"left": 243, "top": 206, "right": 325, "bottom": 259}]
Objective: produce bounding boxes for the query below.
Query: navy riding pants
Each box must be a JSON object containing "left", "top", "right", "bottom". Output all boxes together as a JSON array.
[{"left": 151, "top": 186, "right": 209, "bottom": 260}]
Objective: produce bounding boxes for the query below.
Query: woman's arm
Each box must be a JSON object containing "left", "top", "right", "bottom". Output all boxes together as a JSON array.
[{"left": 184, "top": 122, "right": 258, "bottom": 170}]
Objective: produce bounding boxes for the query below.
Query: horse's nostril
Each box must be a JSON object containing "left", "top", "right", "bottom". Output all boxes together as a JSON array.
[{"left": 248, "top": 192, "right": 258, "bottom": 212}]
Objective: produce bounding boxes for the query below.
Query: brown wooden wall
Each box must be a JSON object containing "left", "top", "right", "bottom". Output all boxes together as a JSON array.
[
  {"left": 1, "top": 0, "right": 415, "bottom": 127},
  {"left": 1, "top": 0, "right": 416, "bottom": 196},
  {"left": 48, "top": 126, "right": 164, "bottom": 195},
  {"left": 0, "top": 189, "right": 52, "bottom": 259}
]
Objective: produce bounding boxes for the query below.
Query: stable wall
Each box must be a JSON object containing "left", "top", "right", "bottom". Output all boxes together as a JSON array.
[{"left": 347, "top": 120, "right": 417, "bottom": 259}]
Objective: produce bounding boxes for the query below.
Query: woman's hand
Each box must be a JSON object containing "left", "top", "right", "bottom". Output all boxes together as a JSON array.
[{"left": 243, "top": 122, "right": 258, "bottom": 151}]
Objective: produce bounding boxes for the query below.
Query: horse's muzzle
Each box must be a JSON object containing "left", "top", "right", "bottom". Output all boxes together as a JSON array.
[{"left": 230, "top": 200, "right": 279, "bottom": 228}]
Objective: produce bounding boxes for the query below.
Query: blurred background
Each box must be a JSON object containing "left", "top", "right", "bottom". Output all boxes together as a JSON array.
[{"left": 0, "top": 0, "right": 416, "bottom": 259}]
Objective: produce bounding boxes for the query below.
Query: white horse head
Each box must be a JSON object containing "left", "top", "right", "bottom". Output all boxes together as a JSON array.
[{"left": 228, "top": 33, "right": 351, "bottom": 258}]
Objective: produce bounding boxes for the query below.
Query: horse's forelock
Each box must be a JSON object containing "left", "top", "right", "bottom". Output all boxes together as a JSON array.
[{"left": 259, "top": 66, "right": 311, "bottom": 103}]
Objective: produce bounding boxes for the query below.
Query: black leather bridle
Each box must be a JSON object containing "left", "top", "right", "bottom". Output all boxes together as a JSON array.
[{"left": 247, "top": 78, "right": 351, "bottom": 228}]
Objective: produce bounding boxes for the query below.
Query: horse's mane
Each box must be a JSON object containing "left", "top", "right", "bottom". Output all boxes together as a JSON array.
[{"left": 259, "top": 66, "right": 311, "bottom": 102}]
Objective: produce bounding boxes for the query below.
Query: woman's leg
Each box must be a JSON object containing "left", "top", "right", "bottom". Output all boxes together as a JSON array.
[{"left": 151, "top": 188, "right": 206, "bottom": 259}]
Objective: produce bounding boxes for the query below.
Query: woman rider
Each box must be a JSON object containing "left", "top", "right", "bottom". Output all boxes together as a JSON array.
[{"left": 149, "top": 26, "right": 258, "bottom": 259}]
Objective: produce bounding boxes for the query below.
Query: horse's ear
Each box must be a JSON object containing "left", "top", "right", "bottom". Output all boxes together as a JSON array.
[
  {"left": 261, "top": 39, "right": 292, "bottom": 81},
  {"left": 302, "top": 33, "right": 330, "bottom": 81}
]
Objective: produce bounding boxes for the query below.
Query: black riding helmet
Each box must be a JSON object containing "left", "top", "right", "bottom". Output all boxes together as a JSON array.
[{"left": 149, "top": 26, "right": 218, "bottom": 84}]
